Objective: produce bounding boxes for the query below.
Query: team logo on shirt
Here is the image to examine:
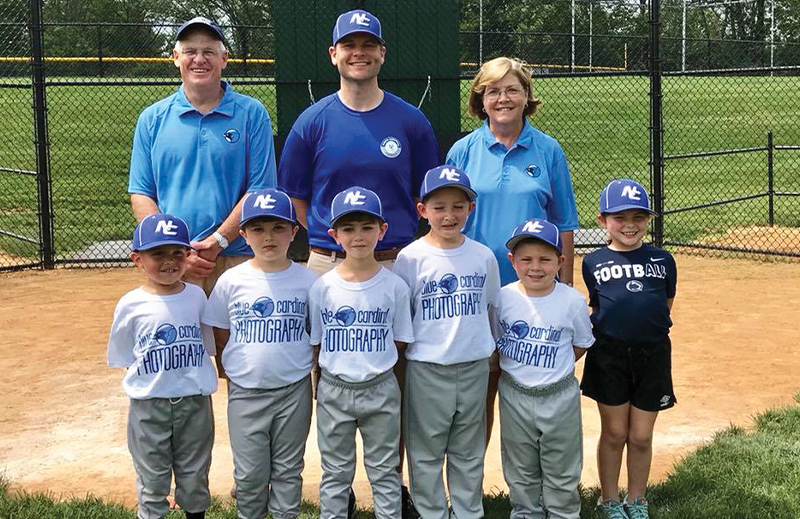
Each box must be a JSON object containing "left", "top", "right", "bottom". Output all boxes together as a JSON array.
[
  {"left": 626, "top": 280, "right": 644, "bottom": 293},
  {"left": 320, "top": 305, "right": 391, "bottom": 353},
  {"left": 497, "top": 319, "right": 563, "bottom": 369},
  {"left": 153, "top": 323, "right": 178, "bottom": 345},
  {"left": 134, "top": 323, "right": 206, "bottom": 376},
  {"left": 231, "top": 297, "right": 307, "bottom": 344},
  {"left": 223, "top": 129, "right": 240, "bottom": 143},
  {"left": 525, "top": 164, "right": 541, "bottom": 178},
  {"left": 251, "top": 296, "right": 275, "bottom": 318},
  {"left": 334, "top": 306, "right": 357, "bottom": 327},
  {"left": 438, "top": 274, "right": 459, "bottom": 294},
  {"left": 591, "top": 261, "right": 667, "bottom": 285},
  {"left": 380, "top": 136, "right": 402, "bottom": 158},
  {"left": 419, "top": 272, "right": 486, "bottom": 321},
  {"left": 510, "top": 320, "right": 529, "bottom": 339}
]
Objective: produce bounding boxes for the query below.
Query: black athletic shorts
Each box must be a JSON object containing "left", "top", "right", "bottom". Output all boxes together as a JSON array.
[{"left": 580, "top": 334, "right": 676, "bottom": 412}]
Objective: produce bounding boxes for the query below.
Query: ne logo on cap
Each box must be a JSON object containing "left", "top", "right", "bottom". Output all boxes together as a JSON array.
[
  {"left": 522, "top": 220, "right": 545, "bottom": 234},
  {"left": 622, "top": 185, "right": 642, "bottom": 200},
  {"left": 344, "top": 191, "right": 367, "bottom": 206},
  {"left": 155, "top": 220, "right": 179, "bottom": 236},
  {"left": 254, "top": 193, "right": 277, "bottom": 210},
  {"left": 351, "top": 12, "right": 371, "bottom": 26},
  {"left": 439, "top": 168, "right": 461, "bottom": 181}
]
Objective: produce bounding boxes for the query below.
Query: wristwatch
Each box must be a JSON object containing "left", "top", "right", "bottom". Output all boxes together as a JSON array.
[{"left": 212, "top": 231, "right": 229, "bottom": 250}]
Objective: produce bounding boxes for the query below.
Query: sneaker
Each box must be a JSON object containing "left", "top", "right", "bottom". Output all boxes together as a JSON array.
[
  {"left": 347, "top": 488, "right": 357, "bottom": 519},
  {"left": 625, "top": 497, "right": 650, "bottom": 519},
  {"left": 401, "top": 485, "right": 420, "bottom": 519},
  {"left": 597, "top": 498, "right": 628, "bottom": 519}
]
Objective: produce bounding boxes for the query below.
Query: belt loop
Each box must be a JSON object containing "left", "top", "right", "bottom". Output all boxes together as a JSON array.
[{"left": 328, "top": 249, "right": 337, "bottom": 263}]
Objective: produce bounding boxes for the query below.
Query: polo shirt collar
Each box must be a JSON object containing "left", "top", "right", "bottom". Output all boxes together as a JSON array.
[
  {"left": 175, "top": 81, "right": 235, "bottom": 117},
  {"left": 481, "top": 118, "right": 534, "bottom": 151}
]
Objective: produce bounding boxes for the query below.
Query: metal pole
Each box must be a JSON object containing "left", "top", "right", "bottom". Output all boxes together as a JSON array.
[
  {"left": 649, "top": 0, "right": 665, "bottom": 247},
  {"left": 589, "top": 0, "right": 593, "bottom": 71},
  {"left": 682, "top": 0, "right": 687, "bottom": 71},
  {"left": 770, "top": 0, "right": 775, "bottom": 74},
  {"left": 571, "top": 0, "right": 575, "bottom": 72},
  {"left": 29, "top": 0, "right": 54, "bottom": 269},
  {"left": 97, "top": 24, "right": 103, "bottom": 77},
  {"left": 767, "top": 131, "right": 774, "bottom": 226},
  {"left": 479, "top": 0, "right": 483, "bottom": 65}
]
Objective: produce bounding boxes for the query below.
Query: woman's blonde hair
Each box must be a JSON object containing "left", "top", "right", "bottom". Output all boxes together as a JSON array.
[{"left": 468, "top": 57, "right": 542, "bottom": 120}]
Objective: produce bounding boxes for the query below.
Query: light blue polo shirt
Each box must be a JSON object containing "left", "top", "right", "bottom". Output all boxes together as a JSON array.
[
  {"left": 129, "top": 82, "right": 276, "bottom": 256},
  {"left": 446, "top": 119, "right": 578, "bottom": 284}
]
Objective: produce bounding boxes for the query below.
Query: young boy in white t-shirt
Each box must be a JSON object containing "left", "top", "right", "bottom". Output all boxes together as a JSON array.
[
  {"left": 107, "top": 213, "right": 217, "bottom": 519},
  {"left": 202, "top": 188, "right": 318, "bottom": 519},
  {"left": 393, "top": 166, "right": 501, "bottom": 519},
  {"left": 309, "top": 186, "right": 415, "bottom": 519},
  {"left": 495, "top": 218, "right": 594, "bottom": 519}
]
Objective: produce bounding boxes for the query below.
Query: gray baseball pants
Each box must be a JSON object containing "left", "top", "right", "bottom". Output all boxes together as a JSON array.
[
  {"left": 316, "top": 369, "right": 401, "bottom": 519},
  {"left": 499, "top": 373, "right": 583, "bottom": 519},
  {"left": 228, "top": 377, "right": 313, "bottom": 519},
  {"left": 404, "top": 359, "right": 489, "bottom": 519},
  {"left": 127, "top": 394, "right": 213, "bottom": 519}
]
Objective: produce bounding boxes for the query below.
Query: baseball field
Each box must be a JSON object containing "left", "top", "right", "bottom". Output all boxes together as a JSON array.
[{"left": 2, "top": 254, "right": 800, "bottom": 518}]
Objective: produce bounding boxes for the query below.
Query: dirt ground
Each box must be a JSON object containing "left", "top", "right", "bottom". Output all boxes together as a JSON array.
[{"left": 2, "top": 255, "right": 800, "bottom": 509}]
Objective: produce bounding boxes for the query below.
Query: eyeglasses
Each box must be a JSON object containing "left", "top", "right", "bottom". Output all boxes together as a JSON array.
[{"left": 483, "top": 86, "right": 525, "bottom": 100}]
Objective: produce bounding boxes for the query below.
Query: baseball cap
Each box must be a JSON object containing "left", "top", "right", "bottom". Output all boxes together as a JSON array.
[
  {"left": 506, "top": 219, "right": 562, "bottom": 253},
  {"left": 330, "top": 186, "right": 384, "bottom": 226},
  {"left": 599, "top": 178, "right": 657, "bottom": 215},
  {"left": 240, "top": 188, "right": 297, "bottom": 227},
  {"left": 332, "top": 9, "right": 384, "bottom": 46},
  {"left": 132, "top": 213, "right": 193, "bottom": 251},
  {"left": 176, "top": 17, "right": 224, "bottom": 42},
  {"left": 420, "top": 165, "right": 477, "bottom": 201}
]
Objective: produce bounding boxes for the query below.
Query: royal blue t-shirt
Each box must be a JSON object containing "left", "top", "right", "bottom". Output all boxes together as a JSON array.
[
  {"left": 278, "top": 92, "right": 439, "bottom": 250},
  {"left": 581, "top": 244, "right": 677, "bottom": 343}
]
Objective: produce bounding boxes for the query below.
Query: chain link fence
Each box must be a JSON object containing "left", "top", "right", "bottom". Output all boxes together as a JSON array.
[{"left": 2, "top": 0, "right": 799, "bottom": 271}]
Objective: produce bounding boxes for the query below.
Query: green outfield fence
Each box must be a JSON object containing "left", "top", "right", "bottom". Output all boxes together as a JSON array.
[{"left": 2, "top": 0, "right": 800, "bottom": 271}]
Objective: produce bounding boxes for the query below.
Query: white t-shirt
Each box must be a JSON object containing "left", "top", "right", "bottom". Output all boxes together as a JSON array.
[
  {"left": 309, "top": 267, "right": 414, "bottom": 383},
  {"left": 393, "top": 237, "right": 501, "bottom": 365},
  {"left": 107, "top": 283, "right": 218, "bottom": 399},
  {"left": 495, "top": 282, "right": 594, "bottom": 388},
  {"left": 202, "top": 261, "right": 318, "bottom": 389}
]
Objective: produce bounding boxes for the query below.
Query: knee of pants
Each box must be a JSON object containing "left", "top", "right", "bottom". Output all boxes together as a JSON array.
[{"left": 139, "top": 473, "right": 171, "bottom": 498}]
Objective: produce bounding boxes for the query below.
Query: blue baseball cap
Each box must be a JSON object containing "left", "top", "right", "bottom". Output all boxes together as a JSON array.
[
  {"left": 330, "top": 186, "right": 384, "bottom": 226},
  {"left": 240, "top": 188, "right": 297, "bottom": 227},
  {"left": 176, "top": 17, "right": 224, "bottom": 42},
  {"left": 420, "top": 165, "right": 477, "bottom": 201},
  {"left": 332, "top": 9, "right": 384, "bottom": 46},
  {"left": 599, "top": 179, "right": 657, "bottom": 215},
  {"left": 132, "top": 214, "right": 193, "bottom": 251},
  {"left": 506, "top": 219, "right": 562, "bottom": 253}
]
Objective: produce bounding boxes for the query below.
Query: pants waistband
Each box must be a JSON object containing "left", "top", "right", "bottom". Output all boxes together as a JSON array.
[
  {"left": 320, "top": 369, "right": 395, "bottom": 390},
  {"left": 500, "top": 371, "right": 575, "bottom": 396},
  {"left": 310, "top": 247, "right": 400, "bottom": 262}
]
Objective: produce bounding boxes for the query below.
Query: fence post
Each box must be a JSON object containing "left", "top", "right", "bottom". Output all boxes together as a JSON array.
[
  {"left": 767, "top": 131, "right": 774, "bottom": 226},
  {"left": 97, "top": 24, "right": 104, "bottom": 77},
  {"left": 29, "top": 0, "right": 54, "bottom": 269},
  {"left": 649, "top": 0, "right": 665, "bottom": 247}
]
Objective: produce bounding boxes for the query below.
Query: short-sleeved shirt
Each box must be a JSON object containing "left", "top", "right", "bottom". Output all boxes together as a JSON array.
[
  {"left": 495, "top": 282, "right": 594, "bottom": 388},
  {"left": 446, "top": 119, "right": 579, "bottom": 284},
  {"left": 202, "top": 261, "right": 318, "bottom": 389},
  {"left": 581, "top": 244, "right": 677, "bottom": 343},
  {"left": 309, "top": 267, "right": 414, "bottom": 382},
  {"left": 278, "top": 92, "right": 439, "bottom": 250},
  {"left": 128, "top": 82, "right": 277, "bottom": 256},
  {"left": 107, "top": 283, "right": 218, "bottom": 399},
  {"left": 393, "top": 237, "right": 501, "bottom": 365}
]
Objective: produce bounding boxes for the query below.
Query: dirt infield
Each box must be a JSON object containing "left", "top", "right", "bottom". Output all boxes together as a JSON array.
[{"left": 2, "top": 255, "right": 799, "bottom": 508}]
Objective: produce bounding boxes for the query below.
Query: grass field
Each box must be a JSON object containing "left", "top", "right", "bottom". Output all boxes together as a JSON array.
[
  {"left": 1, "top": 75, "right": 799, "bottom": 262},
  {"left": 3, "top": 392, "right": 800, "bottom": 518}
]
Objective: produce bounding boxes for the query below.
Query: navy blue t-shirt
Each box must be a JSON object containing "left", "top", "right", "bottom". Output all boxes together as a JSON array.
[{"left": 581, "top": 244, "right": 677, "bottom": 343}]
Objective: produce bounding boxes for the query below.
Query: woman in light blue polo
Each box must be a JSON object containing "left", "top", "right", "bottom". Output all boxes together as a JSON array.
[{"left": 446, "top": 56, "right": 579, "bottom": 446}]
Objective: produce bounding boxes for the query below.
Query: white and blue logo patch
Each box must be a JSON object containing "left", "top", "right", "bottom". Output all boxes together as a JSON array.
[
  {"left": 380, "top": 136, "right": 402, "bottom": 158},
  {"left": 251, "top": 296, "right": 275, "bottom": 318},
  {"left": 510, "top": 320, "right": 529, "bottom": 339},
  {"left": 438, "top": 273, "right": 459, "bottom": 294},
  {"left": 224, "top": 129, "right": 240, "bottom": 143},
  {"left": 334, "top": 306, "right": 357, "bottom": 327},
  {"left": 153, "top": 323, "right": 178, "bottom": 346},
  {"left": 525, "top": 164, "right": 541, "bottom": 178}
]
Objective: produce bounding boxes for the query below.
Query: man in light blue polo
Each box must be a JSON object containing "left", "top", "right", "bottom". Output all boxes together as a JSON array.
[{"left": 129, "top": 16, "right": 276, "bottom": 294}]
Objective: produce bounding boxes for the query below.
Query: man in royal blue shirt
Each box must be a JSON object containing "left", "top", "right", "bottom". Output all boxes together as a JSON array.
[
  {"left": 278, "top": 9, "right": 439, "bottom": 275},
  {"left": 129, "top": 17, "right": 277, "bottom": 294}
]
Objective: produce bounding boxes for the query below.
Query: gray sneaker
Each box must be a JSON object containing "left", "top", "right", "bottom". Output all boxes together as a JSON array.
[
  {"left": 597, "top": 498, "right": 628, "bottom": 519},
  {"left": 625, "top": 497, "right": 650, "bottom": 519}
]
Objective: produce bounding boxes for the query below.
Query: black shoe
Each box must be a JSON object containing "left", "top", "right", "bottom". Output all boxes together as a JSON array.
[
  {"left": 185, "top": 511, "right": 205, "bottom": 519},
  {"left": 347, "top": 487, "right": 357, "bottom": 519},
  {"left": 402, "top": 485, "right": 420, "bottom": 519}
]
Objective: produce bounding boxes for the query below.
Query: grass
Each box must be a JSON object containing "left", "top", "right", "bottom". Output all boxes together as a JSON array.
[
  {"left": 2, "top": 75, "right": 800, "bottom": 261},
  {"left": 3, "top": 392, "right": 800, "bottom": 518}
]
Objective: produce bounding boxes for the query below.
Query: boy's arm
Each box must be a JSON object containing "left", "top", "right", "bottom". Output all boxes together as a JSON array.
[
  {"left": 394, "top": 341, "right": 408, "bottom": 391},
  {"left": 311, "top": 345, "right": 321, "bottom": 398},
  {"left": 573, "top": 346, "right": 587, "bottom": 362},
  {"left": 213, "top": 327, "right": 230, "bottom": 379},
  {"left": 667, "top": 297, "right": 674, "bottom": 311}
]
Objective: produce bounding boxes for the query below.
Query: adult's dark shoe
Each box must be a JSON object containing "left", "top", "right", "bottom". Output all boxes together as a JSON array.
[{"left": 402, "top": 485, "right": 420, "bottom": 519}]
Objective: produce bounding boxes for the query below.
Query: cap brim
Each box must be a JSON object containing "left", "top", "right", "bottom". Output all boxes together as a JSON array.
[
  {"left": 239, "top": 214, "right": 297, "bottom": 228},
  {"left": 176, "top": 22, "right": 224, "bottom": 42},
  {"left": 134, "top": 239, "right": 194, "bottom": 251},
  {"left": 602, "top": 203, "right": 658, "bottom": 216},
  {"left": 506, "top": 235, "right": 561, "bottom": 253},
  {"left": 330, "top": 209, "right": 384, "bottom": 226},
  {"left": 422, "top": 184, "right": 477, "bottom": 201},
  {"left": 334, "top": 29, "right": 385, "bottom": 46}
]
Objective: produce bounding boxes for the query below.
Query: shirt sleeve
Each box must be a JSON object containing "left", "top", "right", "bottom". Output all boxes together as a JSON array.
[
  {"left": 128, "top": 111, "right": 156, "bottom": 198},
  {"left": 392, "top": 280, "right": 415, "bottom": 343},
  {"left": 665, "top": 253, "right": 678, "bottom": 299},
  {"left": 571, "top": 294, "right": 595, "bottom": 348},
  {"left": 246, "top": 103, "right": 277, "bottom": 190},
  {"left": 202, "top": 280, "right": 230, "bottom": 329},
  {"left": 308, "top": 281, "right": 322, "bottom": 346},
  {"left": 201, "top": 324, "right": 216, "bottom": 357},
  {"left": 485, "top": 253, "right": 502, "bottom": 308},
  {"left": 392, "top": 252, "right": 416, "bottom": 316},
  {"left": 107, "top": 300, "right": 135, "bottom": 368},
  {"left": 488, "top": 297, "right": 503, "bottom": 342},
  {"left": 546, "top": 145, "right": 579, "bottom": 231},
  {"left": 277, "top": 126, "right": 314, "bottom": 200},
  {"left": 411, "top": 115, "right": 441, "bottom": 199},
  {"left": 581, "top": 256, "right": 599, "bottom": 310}
]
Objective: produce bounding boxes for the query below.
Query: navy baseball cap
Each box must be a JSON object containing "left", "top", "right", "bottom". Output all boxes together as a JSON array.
[
  {"left": 132, "top": 214, "right": 193, "bottom": 251},
  {"left": 176, "top": 17, "right": 224, "bottom": 42},
  {"left": 240, "top": 188, "right": 297, "bottom": 227},
  {"left": 330, "top": 186, "right": 384, "bottom": 226},
  {"left": 332, "top": 9, "right": 384, "bottom": 46},
  {"left": 599, "top": 178, "right": 657, "bottom": 215},
  {"left": 420, "top": 165, "right": 477, "bottom": 201},
  {"left": 506, "top": 219, "right": 562, "bottom": 253}
]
